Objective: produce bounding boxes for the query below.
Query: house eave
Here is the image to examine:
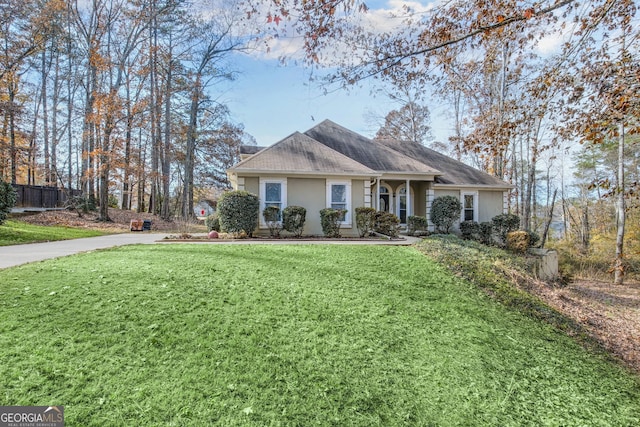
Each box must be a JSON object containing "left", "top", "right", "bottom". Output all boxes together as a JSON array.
[
  {"left": 227, "top": 168, "right": 381, "bottom": 179},
  {"left": 379, "top": 172, "right": 438, "bottom": 181},
  {"left": 432, "top": 183, "right": 514, "bottom": 190}
]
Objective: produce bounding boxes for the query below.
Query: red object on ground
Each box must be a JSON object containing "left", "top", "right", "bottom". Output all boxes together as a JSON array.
[{"left": 208, "top": 231, "right": 219, "bottom": 239}]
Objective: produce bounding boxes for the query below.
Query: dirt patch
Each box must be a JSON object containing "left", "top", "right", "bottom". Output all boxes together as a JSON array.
[
  {"left": 532, "top": 278, "right": 640, "bottom": 374},
  {"left": 16, "top": 208, "right": 201, "bottom": 233}
]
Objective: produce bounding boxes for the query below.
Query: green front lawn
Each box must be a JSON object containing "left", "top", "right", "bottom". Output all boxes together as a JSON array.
[
  {"left": 0, "top": 220, "right": 105, "bottom": 246},
  {"left": 0, "top": 245, "right": 638, "bottom": 426}
]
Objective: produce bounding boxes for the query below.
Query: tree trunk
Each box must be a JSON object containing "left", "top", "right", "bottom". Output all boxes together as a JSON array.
[
  {"left": 98, "top": 114, "right": 113, "bottom": 222},
  {"left": 182, "top": 80, "right": 200, "bottom": 219},
  {"left": 614, "top": 122, "right": 625, "bottom": 285},
  {"left": 9, "top": 82, "right": 17, "bottom": 184},
  {"left": 540, "top": 188, "right": 557, "bottom": 249},
  {"left": 41, "top": 50, "right": 51, "bottom": 185},
  {"left": 580, "top": 202, "right": 590, "bottom": 254},
  {"left": 121, "top": 81, "right": 132, "bottom": 210},
  {"left": 161, "top": 52, "right": 172, "bottom": 220},
  {"left": 51, "top": 51, "right": 60, "bottom": 186}
]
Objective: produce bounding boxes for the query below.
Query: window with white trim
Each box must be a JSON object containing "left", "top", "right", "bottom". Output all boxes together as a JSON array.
[
  {"left": 326, "top": 180, "right": 351, "bottom": 225},
  {"left": 461, "top": 191, "right": 478, "bottom": 222},
  {"left": 259, "top": 178, "right": 287, "bottom": 226}
]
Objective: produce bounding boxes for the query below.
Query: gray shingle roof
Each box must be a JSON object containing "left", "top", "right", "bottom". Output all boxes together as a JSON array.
[
  {"left": 239, "top": 145, "right": 266, "bottom": 155},
  {"left": 376, "top": 138, "right": 511, "bottom": 187},
  {"left": 230, "top": 119, "right": 511, "bottom": 188},
  {"left": 230, "top": 132, "right": 377, "bottom": 175},
  {"left": 304, "top": 120, "right": 440, "bottom": 175}
]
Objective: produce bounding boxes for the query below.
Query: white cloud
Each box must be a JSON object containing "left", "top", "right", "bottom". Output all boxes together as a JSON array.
[{"left": 250, "top": 1, "right": 440, "bottom": 63}]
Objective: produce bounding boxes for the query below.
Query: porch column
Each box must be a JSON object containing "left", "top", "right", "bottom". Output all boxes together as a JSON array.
[
  {"left": 426, "top": 188, "right": 435, "bottom": 232},
  {"left": 503, "top": 191, "right": 509, "bottom": 214},
  {"left": 406, "top": 179, "right": 411, "bottom": 222},
  {"left": 376, "top": 180, "right": 381, "bottom": 211},
  {"left": 364, "top": 180, "right": 371, "bottom": 208}
]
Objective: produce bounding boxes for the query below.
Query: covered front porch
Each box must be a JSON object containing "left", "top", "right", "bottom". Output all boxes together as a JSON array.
[{"left": 368, "top": 177, "right": 435, "bottom": 227}]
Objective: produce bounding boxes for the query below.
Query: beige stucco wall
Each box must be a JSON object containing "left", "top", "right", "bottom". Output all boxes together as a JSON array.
[
  {"left": 478, "top": 190, "right": 505, "bottom": 223},
  {"left": 434, "top": 189, "right": 459, "bottom": 199},
  {"left": 235, "top": 175, "right": 366, "bottom": 237},
  {"left": 433, "top": 188, "right": 506, "bottom": 230},
  {"left": 412, "top": 182, "right": 427, "bottom": 217},
  {"left": 243, "top": 177, "right": 259, "bottom": 195},
  {"left": 287, "top": 177, "right": 326, "bottom": 236}
]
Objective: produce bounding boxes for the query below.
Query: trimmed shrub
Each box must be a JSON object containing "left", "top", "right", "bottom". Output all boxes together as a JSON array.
[
  {"left": 0, "top": 180, "right": 17, "bottom": 225},
  {"left": 355, "top": 207, "right": 377, "bottom": 237},
  {"left": 479, "top": 222, "right": 494, "bottom": 245},
  {"left": 528, "top": 230, "right": 541, "bottom": 248},
  {"left": 506, "top": 230, "right": 530, "bottom": 254},
  {"left": 459, "top": 221, "right": 479, "bottom": 240},
  {"left": 282, "top": 205, "right": 306, "bottom": 237},
  {"left": 460, "top": 220, "right": 495, "bottom": 246},
  {"left": 217, "top": 190, "right": 259, "bottom": 237},
  {"left": 492, "top": 213, "right": 520, "bottom": 247},
  {"left": 263, "top": 206, "right": 282, "bottom": 238},
  {"left": 375, "top": 211, "right": 400, "bottom": 238},
  {"left": 430, "top": 195, "right": 462, "bottom": 233},
  {"left": 205, "top": 214, "right": 220, "bottom": 232},
  {"left": 320, "top": 208, "right": 345, "bottom": 238},
  {"left": 407, "top": 215, "right": 429, "bottom": 236}
]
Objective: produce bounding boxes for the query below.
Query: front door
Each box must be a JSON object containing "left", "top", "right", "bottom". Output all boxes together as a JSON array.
[{"left": 378, "top": 185, "right": 391, "bottom": 212}]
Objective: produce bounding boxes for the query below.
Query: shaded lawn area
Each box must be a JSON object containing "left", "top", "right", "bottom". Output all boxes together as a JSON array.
[
  {"left": 0, "top": 245, "right": 638, "bottom": 426},
  {"left": 0, "top": 220, "right": 105, "bottom": 246}
]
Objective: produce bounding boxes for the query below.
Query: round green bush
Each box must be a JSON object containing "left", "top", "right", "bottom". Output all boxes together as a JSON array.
[
  {"left": 283, "top": 206, "right": 306, "bottom": 237},
  {"left": 205, "top": 214, "right": 220, "bottom": 232},
  {"left": 375, "top": 211, "right": 400, "bottom": 237},
  {"left": 355, "top": 207, "right": 377, "bottom": 237},
  {"left": 217, "top": 190, "right": 259, "bottom": 237},
  {"left": 492, "top": 213, "right": 520, "bottom": 246},
  {"left": 430, "top": 195, "right": 462, "bottom": 233},
  {"left": 263, "top": 206, "right": 282, "bottom": 238},
  {"left": 320, "top": 208, "right": 345, "bottom": 238},
  {"left": 407, "top": 215, "right": 428, "bottom": 236},
  {"left": 0, "top": 179, "right": 17, "bottom": 225}
]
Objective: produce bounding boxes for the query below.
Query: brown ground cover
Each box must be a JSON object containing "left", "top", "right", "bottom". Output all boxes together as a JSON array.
[
  {"left": 533, "top": 278, "right": 640, "bottom": 374},
  {"left": 17, "top": 208, "right": 187, "bottom": 232}
]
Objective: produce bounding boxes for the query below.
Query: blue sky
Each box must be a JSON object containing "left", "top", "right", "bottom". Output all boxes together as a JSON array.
[
  {"left": 223, "top": 53, "right": 454, "bottom": 146},
  {"left": 216, "top": 0, "right": 573, "bottom": 148},
  {"left": 218, "top": 0, "right": 456, "bottom": 147}
]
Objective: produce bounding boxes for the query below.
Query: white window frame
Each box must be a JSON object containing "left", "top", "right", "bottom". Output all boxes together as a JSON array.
[
  {"left": 259, "top": 178, "right": 287, "bottom": 228},
  {"left": 326, "top": 180, "right": 352, "bottom": 227},
  {"left": 461, "top": 191, "right": 479, "bottom": 223},
  {"left": 396, "top": 184, "right": 414, "bottom": 224}
]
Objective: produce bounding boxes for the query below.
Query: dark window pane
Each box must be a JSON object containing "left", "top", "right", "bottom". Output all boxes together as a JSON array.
[
  {"left": 332, "top": 185, "right": 346, "bottom": 203},
  {"left": 265, "top": 183, "right": 281, "bottom": 202}
]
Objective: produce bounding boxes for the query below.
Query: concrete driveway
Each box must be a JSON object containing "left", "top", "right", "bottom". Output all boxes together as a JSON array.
[
  {"left": 0, "top": 233, "right": 167, "bottom": 270},
  {"left": 0, "top": 233, "right": 421, "bottom": 270}
]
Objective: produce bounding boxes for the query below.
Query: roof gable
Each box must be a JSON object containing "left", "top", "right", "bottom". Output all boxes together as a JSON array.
[
  {"left": 230, "top": 131, "right": 376, "bottom": 175},
  {"left": 304, "top": 120, "right": 441, "bottom": 175}
]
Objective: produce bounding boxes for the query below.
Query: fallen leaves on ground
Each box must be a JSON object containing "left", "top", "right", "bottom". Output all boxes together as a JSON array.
[
  {"left": 533, "top": 278, "right": 639, "bottom": 374},
  {"left": 17, "top": 208, "right": 197, "bottom": 233}
]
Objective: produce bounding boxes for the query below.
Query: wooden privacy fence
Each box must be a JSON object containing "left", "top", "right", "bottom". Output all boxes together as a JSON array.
[{"left": 11, "top": 184, "right": 82, "bottom": 208}]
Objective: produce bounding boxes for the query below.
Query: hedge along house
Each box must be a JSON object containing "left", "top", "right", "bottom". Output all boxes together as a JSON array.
[{"left": 227, "top": 120, "right": 512, "bottom": 237}]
